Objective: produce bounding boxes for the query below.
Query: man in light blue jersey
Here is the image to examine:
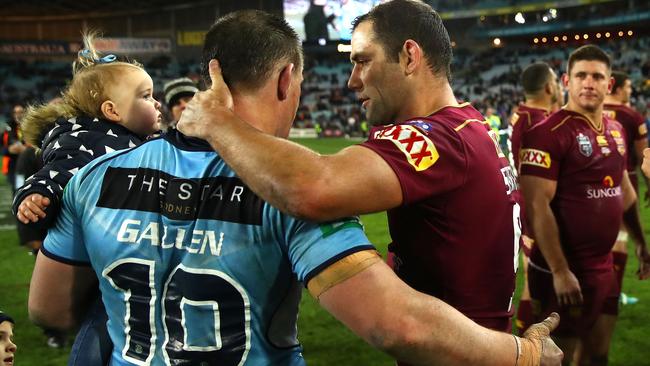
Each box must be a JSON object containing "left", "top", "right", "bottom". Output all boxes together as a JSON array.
[{"left": 29, "top": 9, "right": 562, "bottom": 366}]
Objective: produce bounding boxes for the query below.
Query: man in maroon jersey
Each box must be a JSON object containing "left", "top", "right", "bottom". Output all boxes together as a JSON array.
[
  {"left": 511, "top": 63, "right": 562, "bottom": 172},
  {"left": 178, "top": 0, "right": 525, "bottom": 340},
  {"left": 643, "top": 148, "right": 650, "bottom": 178},
  {"left": 511, "top": 62, "right": 562, "bottom": 335},
  {"left": 604, "top": 71, "right": 649, "bottom": 193},
  {"left": 600, "top": 70, "right": 650, "bottom": 356},
  {"left": 520, "top": 45, "right": 650, "bottom": 366}
]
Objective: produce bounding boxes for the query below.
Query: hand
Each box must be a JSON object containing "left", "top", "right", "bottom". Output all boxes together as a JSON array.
[
  {"left": 176, "top": 59, "right": 235, "bottom": 140},
  {"left": 521, "top": 313, "right": 563, "bottom": 366},
  {"left": 635, "top": 246, "right": 650, "bottom": 280},
  {"left": 16, "top": 193, "right": 50, "bottom": 224},
  {"left": 552, "top": 269, "right": 582, "bottom": 306},
  {"left": 8, "top": 141, "right": 26, "bottom": 154},
  {"left": 641, "top": 148, "right": 650, "bottom": 180}
]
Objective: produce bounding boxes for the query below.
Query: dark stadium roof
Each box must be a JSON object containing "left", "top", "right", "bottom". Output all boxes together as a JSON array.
[{"left": 0, "top": 0, "right": 254, "bottom": 19}]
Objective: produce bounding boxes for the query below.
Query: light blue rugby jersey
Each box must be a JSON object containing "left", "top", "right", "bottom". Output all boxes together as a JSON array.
[{"left": 42, "top": 130, "right": 374, "bottom": 366}]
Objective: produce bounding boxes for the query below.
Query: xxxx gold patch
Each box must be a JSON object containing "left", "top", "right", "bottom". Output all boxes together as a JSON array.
[
  {"left": 520, "top": 148, "right": 551, "bottom": 169},
  {"left": 375, "top": 124, "right": 439, "bottom": 171}
]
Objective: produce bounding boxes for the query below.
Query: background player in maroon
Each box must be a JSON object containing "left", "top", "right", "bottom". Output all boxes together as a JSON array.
[
  {"left": 177, "top": 0, "right": 524, "bottom": 343},
  {"left": 511, "top": 62, "right": 562, "bottom": 172},
  {"left": 511, "top": 62, "right": 562, "bottom": 335},
  {"left": 600, "top": 69, "right": 650, "bottom": 359},
  {"left": 520, "top": 45, "right": 650, "bottom": 365}
]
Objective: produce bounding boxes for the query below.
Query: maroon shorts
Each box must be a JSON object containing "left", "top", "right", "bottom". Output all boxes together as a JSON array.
[{"left": 528, "top": 264, "right": 617, "bottom": 338}]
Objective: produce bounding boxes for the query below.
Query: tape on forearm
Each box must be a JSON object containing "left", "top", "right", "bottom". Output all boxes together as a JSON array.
[
  {"left": 514, "top": 334, "right": 542, "bottom": 366},
  {"left": 307, "top": 250, "right": 382, "bottom": 299}
]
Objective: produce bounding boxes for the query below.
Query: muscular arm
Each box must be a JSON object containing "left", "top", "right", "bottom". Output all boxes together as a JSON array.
[
  {"left": 28, "top": 254, "right": 97, "bottom": 330},
  {"left": 177, "top": 59, "right": 402, "bottom": 221},
  {"left": 520, "top": 175, "right": 566, "bottom": 272},
  {"left": 199, "top": 116, "right": 402, "bottom": 221},
  {"left": 520, "top": 175, "right": 582, "bottom": 305},
  {"left": 634, "top": 139, "right": 650, "bottom": 204},
  {"left": 316, "top": 260, "right": 561, "bottom": 365}
]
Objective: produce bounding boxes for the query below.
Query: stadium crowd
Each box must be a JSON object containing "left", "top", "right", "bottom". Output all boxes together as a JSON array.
[{"left": 1, "top": 0, "right": 650, "bottom": 365}]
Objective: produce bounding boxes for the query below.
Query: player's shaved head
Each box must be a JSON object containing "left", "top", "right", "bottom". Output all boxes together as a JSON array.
[
  {"left": 352, "top": 0, "right": 453, "bottom": 82},
  {"left": 202, "top": 10, "right": 303, "bottom": 92},
  {"left": 521, "top": 63, "right": 554, "bottom": 96}
]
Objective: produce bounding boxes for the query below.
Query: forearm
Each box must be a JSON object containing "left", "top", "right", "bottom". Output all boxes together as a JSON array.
[
  {"left": 529, "top": 205, "right": 568, "bottom": 273},
  {"left": 204, "top": 114, "right": 335, "bottom": 219},
  {"left": 379, "top": 289, "right": 518, "bottom": 366},
  {"left": 319, "top": 263, "right": 521, "bottom": 366},
  {"left": 623, "top": 204, "right": 647, "bottom": 248}
]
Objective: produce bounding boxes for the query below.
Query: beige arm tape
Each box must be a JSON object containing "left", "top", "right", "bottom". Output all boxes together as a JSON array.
[
  {"left": 514, "top": 332, "right": 544, "bottom": 366},
  {"left": 307, "top": 250, "right": 382, "bottom": 299}
]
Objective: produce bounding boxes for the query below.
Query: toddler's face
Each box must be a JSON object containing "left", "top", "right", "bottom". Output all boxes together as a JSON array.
[{"left": 0, "top": 321, "right": 16, "bottom": 366}]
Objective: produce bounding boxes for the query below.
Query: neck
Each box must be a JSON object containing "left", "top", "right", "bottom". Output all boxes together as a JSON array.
[
  {"left": 565, "top": 100, "right": 603, "bottom": 129},
  {"left": 604, "top": 95, "right": 623, "bottom": 106},
  {"left": 396, "top": 77, "right": 458, "bottom": 121},
  {"left": 523, "top": 96, "right": 552, "bottom": 113},
  {"left": 232, "top": 90, "right": 280, "bottom": 136}
]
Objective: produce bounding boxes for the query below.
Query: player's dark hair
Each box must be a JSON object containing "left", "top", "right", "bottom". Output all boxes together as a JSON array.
[
  {"left": 567, "top": 44, "right": 611, "bottom": 74},
  {"left": 202, "top": 10, "right": 303, "bottom": 92},
  {"left": 352, "top": 0, "right": 453, "bottom": 82},
  {"left": 520, "top": 62, "right": 553, "bottom": 95},
  {"left": 611, "top": 71, "right": 629, "bottom": 94}
]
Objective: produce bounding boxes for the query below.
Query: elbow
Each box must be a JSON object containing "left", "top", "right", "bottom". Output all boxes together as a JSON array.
[
  {"left": 28, "top": 297, "right": 75, "bottom": 331},
  {"left": 365, "top": 314, "right": 425, "bottom": 358},
  {"left": 28, "top": 306, "right": 74, "bottom": 332},
  {"left": 282, "top": 181, "right": 341, "bottom": 222}
]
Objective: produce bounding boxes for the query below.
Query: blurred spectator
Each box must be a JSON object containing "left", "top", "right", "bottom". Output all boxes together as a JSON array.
[
  {"left": 162, "top": 77, "right": 199, "bottom": 130},
  {"left": 1, "top": 104, "right": 26, "bottom": 193}
]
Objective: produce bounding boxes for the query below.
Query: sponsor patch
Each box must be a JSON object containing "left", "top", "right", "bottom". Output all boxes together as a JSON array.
[
  {"left": 601, "top": 146, "right": 611, "bottom": 156},
  {"left": 603, "top": 110, "right": 616, "bottom": 119},
  {"left": 576, "top": 133, "right": 592, "bottom": 157},
  {"left": 375, "top": 124, "right": 439, "bottom": 171},
  {"left": 320, "top": 216, "right": 364, "bottom": 238},
  {"left": 510, "top": 113, "right": 520, "bottom": 126},
  {"left": 610, "top": 130, "right": 621, "bottom": 138},
  {"left": 520, "top": 148, "right": 551, "bottom": 169},
  {"left": 640, "top": 124, "right": 648, "bottom": 136},
  {"left": 596, "top": 135, "right": 608, "bottom": 146}
]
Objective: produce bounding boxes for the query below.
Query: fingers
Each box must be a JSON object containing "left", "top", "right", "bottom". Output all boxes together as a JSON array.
[
  {"left": 541, "top": 312, "right": 560, "bottom": 333},
  {"left": 208, "top": 59, "right": 225, "bottom": 91},
  {"left": 17, "top": 195, "right": 49, "bottom": 223}
]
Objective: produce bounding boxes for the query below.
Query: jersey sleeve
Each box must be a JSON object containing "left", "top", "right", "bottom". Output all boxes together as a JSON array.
[
  {"left": 519, "top": 123, "right": 563, "bottom": 181},
  {"left": 41, "top": 172, "right": 90, "bottom": 265},
  {"left": 360, "top": 123, "right": 467, "bottom": 204},
  {"left": 275, "top": 212, "right": 375, "bottom": 286},
  {"left": 633, "top": 110, "right": 648, "bottom": 140}
]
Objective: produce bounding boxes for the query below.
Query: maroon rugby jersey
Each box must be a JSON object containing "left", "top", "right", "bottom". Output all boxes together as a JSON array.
[
  {"left": 520, "top": 109, "right": 627, "bottom": 273},
  {"left": 510, "top": 104, "right": 548, "bottom": 172},
  {"left": 603, "top": 103, "right": 648, "bottom": 173},
  {"left": 361, "top": 103, "right": 520, "bottom": 330}
]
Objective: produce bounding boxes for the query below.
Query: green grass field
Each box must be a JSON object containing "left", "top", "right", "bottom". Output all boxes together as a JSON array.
[{"left": 1, "top": 137, "right": 649, "bottom": 365}]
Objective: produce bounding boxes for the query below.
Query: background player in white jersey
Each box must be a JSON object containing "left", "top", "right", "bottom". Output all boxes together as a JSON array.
[{"left": 28, "top": 9, "right": 562, "bottom": 366}]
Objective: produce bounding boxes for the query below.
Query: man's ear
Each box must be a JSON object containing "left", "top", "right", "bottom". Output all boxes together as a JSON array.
[
  {"left": 561, "top": 73, "right": 569, "bottom": 88},
  {"left": 278, "top": 63, "right": 295, "bottom": 101},
  {"left": 400, "top": 39, "right": 422, "bottom": 75},
  {"left": 607, "top": 76, "right": 614, "bottom": 94},
  {"left": 100, "top": 100, "right": 121, "bottom": 122}
]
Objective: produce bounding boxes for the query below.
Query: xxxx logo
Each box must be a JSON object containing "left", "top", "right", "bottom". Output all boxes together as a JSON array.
[
  {"left": 520, "top": 148, "right": 551, "bottom": 168},
  {"left": 376, "top": 124, "right": 439, "bottom": 171}
]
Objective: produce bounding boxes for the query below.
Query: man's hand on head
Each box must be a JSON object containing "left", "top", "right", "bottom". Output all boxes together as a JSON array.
[{"left": 176, "top": 59, "right": 236, "bottom": 140}]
